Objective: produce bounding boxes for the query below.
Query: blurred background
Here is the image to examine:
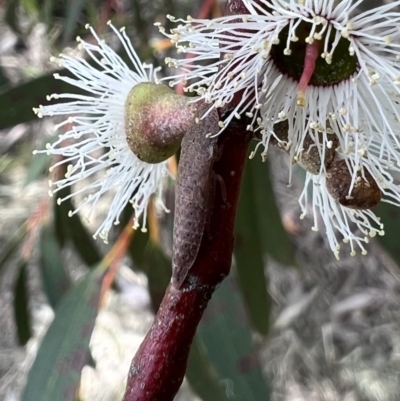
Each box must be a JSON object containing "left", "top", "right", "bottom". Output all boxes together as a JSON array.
[{"left": 1, "top": 0, "right": 400, "bottom": 401}]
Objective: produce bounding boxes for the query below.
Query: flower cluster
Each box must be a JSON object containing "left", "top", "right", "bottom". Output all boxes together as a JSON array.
[
  {"left": 34, "top": 22, "right": 169, "bottom": 242},
  {"left": 35, "top": 0, "right": 400, "bottom": 259},
  {"left": 161, "top": 0, "right": 400, "bottom": 258}
]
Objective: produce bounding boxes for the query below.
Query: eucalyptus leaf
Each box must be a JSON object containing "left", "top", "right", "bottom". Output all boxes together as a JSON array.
[
  {"left": 0, "top": 226, "right": 26, "bottom": 276},
  {"left": 187, "top": 338, "right": 230, "bottom": 401},
  {"left": 198, "top": 274, "right": 270, "bottom": 401},
  {"left": 21, "top": 266, "right": 104, "bottom": 401},
  {"left": 5, "top": 0, "right": 23, "bottom": 36},
  {"left": 0, "top": 70, "right": 80, "bottom": 130},
  {"left": 141, "top": 241, "right": 171, "bottom": 311},
  {"left": 0, "top": 65, "right": 9, "bottom": 89},
  {"left": 13, "top": 262, "right": 32, "bottom": 346},
  {"left": 376, "top": 202, "right": 400, "bottom": 265},
  {"left": 54, "top": 185, "right": 102, "bottom": 266},
  {"left": 235, "top": 159, "right": 271, "bottom": 335},
  {"left": 62, "top": 0, "right": 88, "bottom": 46},
  {"left": 39, "top": 224, "right": 72, "bottom": 308},
  {"left": 252, "top": 157, "right": 296, "bottom": 266}
]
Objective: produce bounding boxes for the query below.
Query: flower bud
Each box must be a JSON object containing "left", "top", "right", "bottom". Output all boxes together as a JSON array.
[
  {"left": 125, "top": 82, "right": 196, "bottom": 163},
  {"left": 326, "top": 160, "right": 382, "bottom": 209}
]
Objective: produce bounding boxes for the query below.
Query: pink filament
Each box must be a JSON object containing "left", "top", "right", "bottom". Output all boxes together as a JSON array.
[{"left": 297, "top": 40, "right": 320, "bottom": 107}]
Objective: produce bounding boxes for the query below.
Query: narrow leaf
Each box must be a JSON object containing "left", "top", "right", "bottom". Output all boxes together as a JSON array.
[
  {"left": 24, "top": 135, "right": 57, "bottom": 186},
  {"left": 39, "top": 225, "right": 72, "bottom": 308},
  {"left": 0, "top": 65, "right": 9, "bottom": 88},
  {"left": 0, "top": 227, "right": 26, "bottom": 275},
  {"left": 13, "top": 262, "right": 32, "bottom": 345},
  {"left": 21, "top": 267, "right": 104, "bottom": 401},
  {"left": 5, "top": 0, "right": 23, "bottom": 36},
  {"left": 62, "top": 0, "right": 88, "bottom": 46},
  {"left": 198, "top": 274, "right": 270, "bottom": 401},
  {"left": 141, "top": 241, "right": 171, "bottom": 311},
  {"left": 235, "top": 159, "right": 271, "bottom": 335},
  {"left": 376, "top": 202, "right": 400, "bottom": 265},
  {"left": 0, "top": 70, "right": 80, "bottom": 130},
  {"left": 252, "top": 157, "right": 296, "bottom": 266},
  {"left": 24, "top": 151, "right": 49, "bottom": 186},
  {"left": 127, "top": 228, "right": 150, "bottom": 269},
  {"left": 55, "top": 185, "right": 102, "bottom": 266},
  {"left": 187, "top": 337, "right": 230, "bottom": 401}
]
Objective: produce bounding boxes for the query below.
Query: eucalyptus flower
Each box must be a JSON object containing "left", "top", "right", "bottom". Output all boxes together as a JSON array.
[
  {"left": 162, "top": 0, "right": 400, "bottom": 257},
  {"left": 34, "top": 23, "right": 172, "bottom": 243}
]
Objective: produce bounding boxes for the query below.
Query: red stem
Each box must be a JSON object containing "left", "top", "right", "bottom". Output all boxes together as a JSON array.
[
  {"left": 123, "top": 122, "right": 251, "bottom": 401},
  {"left": 123, "top": 2, "right": 251, "bottom": 400}
]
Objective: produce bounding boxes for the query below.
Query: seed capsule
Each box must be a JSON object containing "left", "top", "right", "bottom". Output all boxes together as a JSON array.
[
  {"left": 270, "top": 120, "right": 338, "bottom": 174},
  {"left": 297, "top": 132, "right": 338, "bottom": 174},
  {"left": 326, "top": 160, "right": 382, "bottom": 209}
]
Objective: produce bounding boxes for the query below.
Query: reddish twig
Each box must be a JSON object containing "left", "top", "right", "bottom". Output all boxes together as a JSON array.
[
  {"left": 123, "top": 1, "right": 251, "bottom": 400},
  {"left": 123, "top": 122, "right": 251, "bottom": 401}
]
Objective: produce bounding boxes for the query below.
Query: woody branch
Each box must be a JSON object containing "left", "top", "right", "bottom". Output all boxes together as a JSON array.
[{"left": 122, "top": 1, "right": 250, "bottom": 400}]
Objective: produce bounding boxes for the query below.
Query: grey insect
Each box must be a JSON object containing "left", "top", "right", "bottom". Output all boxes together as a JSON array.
[{"left": 172, "top": 104, "right": 220, "bottom": 288}]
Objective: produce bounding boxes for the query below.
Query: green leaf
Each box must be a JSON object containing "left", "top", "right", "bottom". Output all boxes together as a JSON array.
[
  {"left": 197, "top": 274, "right": 270, "bottom": 401},
  {"left": 0, "top": 65, "right": 9, "bottom": 89},
  {"left": 40, "top": 0, "right": 54, "bottom": 28},
  {"left": 127, "top": 227, "right": 150, "bottom": 269},
  {"left": 0, "top": 70, "right": 81, "bottom": 130},
  {"left": 21, "top": 266, "right": 104, "bottom": 401},
  {"left": 24, "top": 151, "right": 49, "bottom": 186},
  {"left": 21, "top": 0, "right": 39, "bottom": 15},
  {"left": 235, "top": 159, "right": 272, "bottom": 335},
  {"left": 252, "top": 157, "right": 296, "bottom": 266},
  {"left": 39, "top": 224, "right": 72, "bottom": 308},
  {"left": 141, "top": 241, "right": 171, "bottom": 311},
  {"left": 120, "top": 204, "right": 150, "bottom": 269},
  {"left": 62, "top": 0, "right": 88, "bottom": 46},
  {"left": 55, "top": 186, "right": 102, "bottom": 266},
  {"left": 376, "top": 202, "right": 400, "bottom": 265},
  {"left": 24, "top": 134, "right": 57, "bottom": 187},
  {"left": 5, "top": 0, "right": 23, "bottom": 36},
  {"left": 187, "top": 337, "right": 230, "bottom": 401},
  {"left": 0, "top": 227, "right": 26, "bottom": 275},
  {"left": 13, "top": 262, "right": 32, "bottom": 346}
]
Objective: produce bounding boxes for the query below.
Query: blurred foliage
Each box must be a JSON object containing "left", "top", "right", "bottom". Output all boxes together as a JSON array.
[
  {"left": 2, "top": 0, "right": 400, "bottom": 399},
  {"left": 0, "top": 0, "right": 298, "bottom": 400},
  {"left": 235, "top": 150, "right": 296, "bottom": 335},
  {"left": 13, "top": 261, "right": 32, "bottom": 345},
  {"left": 22, "top": 265, "right": 105, "bottom": 401},
  {"left": 376, "top": 202, "right": 400, "bottom": 266},
  {"left": 6, "top": 0, "right": 400, "bottom": 398},
  {"left": 197, "top": 274, "right": 271, "bottom": 401}
]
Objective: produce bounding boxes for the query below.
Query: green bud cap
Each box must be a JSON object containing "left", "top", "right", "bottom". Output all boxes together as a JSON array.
[{"left": 125, "top": 82, "right": 195, "bottom": 163}]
